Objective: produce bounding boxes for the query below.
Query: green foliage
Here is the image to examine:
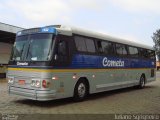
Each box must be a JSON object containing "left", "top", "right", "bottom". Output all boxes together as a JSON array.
[{"left": 152, "top": 29, "right": 160, "bottom": 60}]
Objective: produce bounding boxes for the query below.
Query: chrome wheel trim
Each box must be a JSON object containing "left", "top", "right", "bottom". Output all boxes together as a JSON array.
[
  {"left": 141, "top": 77, "right": 145, "bottom": 87},
  {"left": 78, "top": 83, "right": 86, "bottom": 98}
]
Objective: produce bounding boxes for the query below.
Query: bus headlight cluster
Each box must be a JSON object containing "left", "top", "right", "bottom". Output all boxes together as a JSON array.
[
  {"left": 8, "top": 77, "right": 14, "bottom": 84},
  {"left": 31, "top": 79, "right": 41, "bottom": 88}
]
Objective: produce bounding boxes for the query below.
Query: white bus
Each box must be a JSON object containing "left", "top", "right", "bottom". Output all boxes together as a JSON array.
[{"left": 7, "top": 25, "right": 156, "bottom": 101}]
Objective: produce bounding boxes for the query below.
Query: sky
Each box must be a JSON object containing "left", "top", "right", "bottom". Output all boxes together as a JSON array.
[{"left": 0, "top": 0, "right": 160, "bottom": 46}]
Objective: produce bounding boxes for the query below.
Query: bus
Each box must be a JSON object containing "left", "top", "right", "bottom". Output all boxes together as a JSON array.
[{"left": 7, "top": 25, "right": 156, "bottom": 101}]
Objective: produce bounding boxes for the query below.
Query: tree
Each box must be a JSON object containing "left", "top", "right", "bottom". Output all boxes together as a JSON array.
[{"left": 152, "top": 29, "right": 160, "bottom": 61}]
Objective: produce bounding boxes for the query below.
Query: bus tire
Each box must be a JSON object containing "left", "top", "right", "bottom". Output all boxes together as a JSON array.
[
  {"left": 73, "top": 79, "right": 88, "bottom": 102},
  {"left": 138, "top": 75, "right": 146, "bottom": 89}
]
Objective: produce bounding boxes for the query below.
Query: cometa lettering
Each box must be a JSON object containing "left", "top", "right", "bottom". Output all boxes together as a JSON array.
[
  {"left": 17, "top": 62, "right": 28, "bottom": 66},
  {"left": 102, "top": 57, "right": 124, "bottom": 67}
]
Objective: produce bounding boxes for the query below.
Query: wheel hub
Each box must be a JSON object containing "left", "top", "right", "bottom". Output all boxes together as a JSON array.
[{"left": 78, "top": 83, "right": 86, "bottom": 98}]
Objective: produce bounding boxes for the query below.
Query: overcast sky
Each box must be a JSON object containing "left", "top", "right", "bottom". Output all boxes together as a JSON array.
[{"left": 0, "top": 0, "right": 160, "bottom": 46}]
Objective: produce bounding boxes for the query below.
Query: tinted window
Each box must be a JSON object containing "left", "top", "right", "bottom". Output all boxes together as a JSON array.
[
  {"left": 57, "top": 40, "right": 68, "bottom": 62},
  {"left": 148, "top": 50, "right": 155, "bottom": 59},
  {"left": 85, "top": 38, "right": 96, "bottom": 53},
  {"left": 74, "top": 36, "right": 87, "bottom": 52},
  {"left": 74, "top": 36, "right": 96, "bottom": 53},
  {"left": 58, "top": 40, "right": 67, "bottom": 56},
  {"left": 116, "top": 44, "right": 128, "bottom": 56},
  {"left": 139, "top": 49, "right": 148, "bottom": 58},
  {"left": 97, "top": 41, "right": 114, "bottom": 55},
  {"left": 26, "top": 34, "right": 53, "bottom": 61},
  {"left": 139, "top": 49, "right": 155, "bottom": 59},
  {"left": 12, "top": 34, "right": 54, "bottom": 61},
  {"left": 129, "top": 47, "right": 139, "bottom": 57}
]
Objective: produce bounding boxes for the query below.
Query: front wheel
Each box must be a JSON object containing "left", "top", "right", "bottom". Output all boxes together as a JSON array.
[
  {"left": 138, "top": 75, "right": 146, "bottom": 89},
  {"left": 73, "top": 80, "right": 88, "bottom": 101}
]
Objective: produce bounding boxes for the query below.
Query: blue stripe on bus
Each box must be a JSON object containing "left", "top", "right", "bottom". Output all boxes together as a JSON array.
[
  {"left": 70, "top": 54, "right": 155, "bottom": 69},
  {"left": 8, "top": 54, "right": 155, "bottom": 69}
]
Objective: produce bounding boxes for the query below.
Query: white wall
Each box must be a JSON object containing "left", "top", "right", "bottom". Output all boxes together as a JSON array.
[{"left": 0, "top": 42, "right": 12, "bottom": 64}]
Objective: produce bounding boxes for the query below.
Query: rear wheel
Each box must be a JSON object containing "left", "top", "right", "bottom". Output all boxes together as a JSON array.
[
  {"left": 138, "top": 75, "right": 145, "bottom": 89},
  {"left": 74, "top": 80, "right": 88, "bottom": 101}
]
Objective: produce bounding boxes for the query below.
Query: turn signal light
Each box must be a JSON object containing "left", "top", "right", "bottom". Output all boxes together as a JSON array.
[
  {"left": 52, "top": 76, "right": 58, "bottom": 80},
  {"left": 72, "top": 75, "right": 77, "bottom": 79}
]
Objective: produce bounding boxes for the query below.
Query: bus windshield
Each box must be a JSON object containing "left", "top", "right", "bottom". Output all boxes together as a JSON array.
[{"left": 11, "top": 33, "right": 54, "bottom": 61}]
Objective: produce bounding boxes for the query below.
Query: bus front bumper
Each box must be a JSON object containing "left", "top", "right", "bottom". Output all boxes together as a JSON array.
[{"left": 8, "top": 86, "right": 56, "bottom": 101}]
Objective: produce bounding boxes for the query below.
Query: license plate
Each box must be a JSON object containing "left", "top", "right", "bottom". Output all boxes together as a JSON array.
[{"left": 19, "top": 80, "right": 25, "bottom": 85}]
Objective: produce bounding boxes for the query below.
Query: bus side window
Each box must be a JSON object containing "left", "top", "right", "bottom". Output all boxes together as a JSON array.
[
  {"left": 147, "top": 50, "right": 155, "bottom": 60},
  {"left": 58, "top": 40, "right": 67, "bottom": 56},
  {"left": 139, "top": 48, "right": 148, "bottom": 59},
  {"left": 56, "top": 40, "right": 68, "bottom": 62},
  {"left": 128, "top": 46, "right": 139, "bottom": 58},
  {"left": 97, "top": 41, "right": 103, "bottom": 53},
  {"left": 116, "top": 44, "right": 128, "bottom": 57},
  {"left": 96, "top": 40, "right": 114, "bottom": 55}
]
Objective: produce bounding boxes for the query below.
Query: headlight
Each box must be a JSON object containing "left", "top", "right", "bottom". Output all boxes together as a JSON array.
[
  {"left": 31, "top": 79, "right": 41, "bottom": 88},
  {"left": 8, "top": 77, "right": 14, "bottom": 84},
  {"left": 35, "top": 80, "right": 41, "bottom": 87},
  {"left": 31, "top": 80, "right": 36, "bottom": 87}
]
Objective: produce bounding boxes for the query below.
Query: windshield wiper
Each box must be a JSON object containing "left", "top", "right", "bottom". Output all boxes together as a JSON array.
[
  {"left": 20, "top": 44, "right": 25, "bottom": 60},
  {"left": 26, "top": 41, "right": 32, "bottom": 61},
  {"left": 47, "top": 40, "right": 54, "bottom": 60}
]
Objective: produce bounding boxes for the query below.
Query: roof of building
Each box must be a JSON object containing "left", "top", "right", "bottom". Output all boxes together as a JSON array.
[
  {"left": 0, "top": 22, "right": 24, "bottom": 43},
  {"left": 0, "top": 22, "right": 24, "bottom": 33}
]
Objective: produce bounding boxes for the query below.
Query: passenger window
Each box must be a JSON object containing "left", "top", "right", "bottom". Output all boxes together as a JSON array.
[
  {"left": 139, "top": 49, "right": 148, "bottom": 58},
  {"left": 74, "top": 36, "right": 87, "bottom": 52},
  {"left": 129, "top": 47, "right": 139, "bottom": 57},
  {"left": 97, "top": 41, "right": 103, "bottom": 53},
  {"left": 116, "top": 44, "right": 128, "bottom": 56},
  {"left": 85, "top": 38, "right": 96, "bottom": 53},
  {"left": 74, "top": 36, "right": 96, "bottom": 53},
  {"left": 148, "top": 50, "right": 155, "bottom": 59},
  {"left": 97, "top": 41, "right": 114, "bottom": 55},
  {"left": 102, "top": 41, "right": 113, "bottom": 55}
]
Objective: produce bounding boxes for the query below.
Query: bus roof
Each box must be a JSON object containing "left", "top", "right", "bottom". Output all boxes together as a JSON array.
[
  {"left": 18, "top": 25, "right": 153, "bottom": 50},
  {"left": 55, "top": 25, "right": 153, "bottom": 50}
]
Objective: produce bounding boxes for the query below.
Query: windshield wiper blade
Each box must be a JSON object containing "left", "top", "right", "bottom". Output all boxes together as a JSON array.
[
  {"left": 47, "top": 40, "right": 54, "bottom": 60},
  {"left": 26, "top": 41, "right": 32, "bottom": 61},
  {"left": 20, "top": 44, "right": 25, "bottom": 60}
]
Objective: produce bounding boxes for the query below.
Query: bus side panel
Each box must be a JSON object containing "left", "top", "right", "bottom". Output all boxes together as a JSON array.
[{"left": 70, "top": 54, "right": 155, "bottom": 94}]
